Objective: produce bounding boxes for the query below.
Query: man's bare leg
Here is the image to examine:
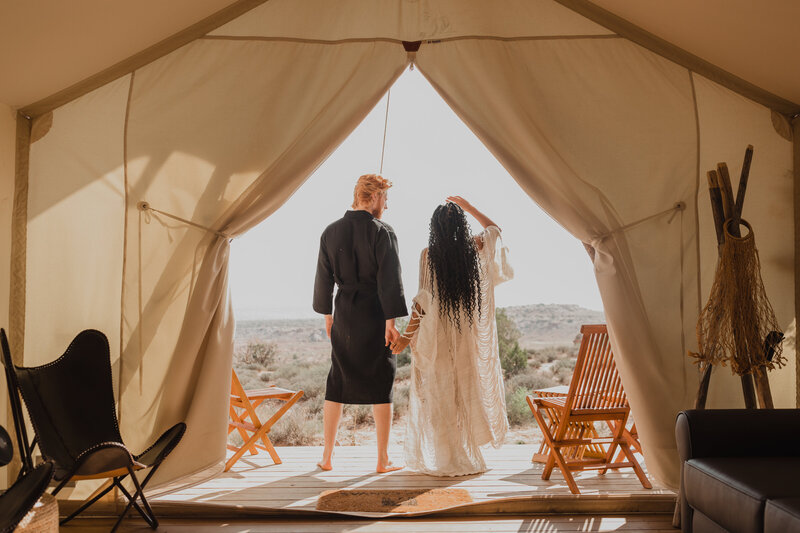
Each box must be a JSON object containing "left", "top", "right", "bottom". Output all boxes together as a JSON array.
[
  {"left": 373, "top": 403, "right": 403, "bottom": 473},
  {"left": 318, "top": 400, "right": 343, "bottom": 471}
]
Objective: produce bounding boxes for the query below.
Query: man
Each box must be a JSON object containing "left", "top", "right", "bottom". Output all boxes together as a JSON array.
[{"left": 313, "top": 174, "right": 407, "bottom": 472}]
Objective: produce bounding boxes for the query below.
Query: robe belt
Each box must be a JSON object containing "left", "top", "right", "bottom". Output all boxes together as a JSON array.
[{"left": 336, "top": 282, "right": 378, "bottom": 293}]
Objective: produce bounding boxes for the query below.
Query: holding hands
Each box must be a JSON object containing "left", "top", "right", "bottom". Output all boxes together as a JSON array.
[{"left": 390, "top": 335, "right": 410, "bottom": 355}]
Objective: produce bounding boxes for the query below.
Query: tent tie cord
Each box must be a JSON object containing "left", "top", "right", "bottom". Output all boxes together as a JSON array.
[
  {"left": 594, "top": 201, "right": 685, "bottom": 242},
  {"left": 136, "top": 201, "right": 232, "bottom": 240}
]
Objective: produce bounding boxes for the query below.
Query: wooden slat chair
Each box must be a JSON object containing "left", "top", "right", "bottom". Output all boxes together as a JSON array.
[
  {"left": 528, "top": 385, "right": 608, "bottom": 464},
  {"left": 226, "top": 369, "right": 303, "bottom": 472},
  {"left": 526, "top": 324, "right": 651, "bottom": 494},
  {"left": 528, "top": 387, "right": 642, "bottom": 464}
]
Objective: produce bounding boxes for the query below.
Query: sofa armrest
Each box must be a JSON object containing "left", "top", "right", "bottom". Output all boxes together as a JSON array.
[{"left": 676, "top": 409, "right": 800, "bottom": 462}]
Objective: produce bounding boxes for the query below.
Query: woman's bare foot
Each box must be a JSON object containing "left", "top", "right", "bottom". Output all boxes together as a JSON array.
[
  {"left": 376, "top": 460, "right": 403, "bottom": 473},
  {"left": 317, "top": 452, "right": 333, "bottom": 471}
]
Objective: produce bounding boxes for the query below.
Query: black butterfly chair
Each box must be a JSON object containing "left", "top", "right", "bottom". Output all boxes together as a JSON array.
[
  {"left": 1, "top": 328, "right": 186, "bottom": 532},
  {"left": 0, "top": 425, "right": 55, "bottom": 533}
]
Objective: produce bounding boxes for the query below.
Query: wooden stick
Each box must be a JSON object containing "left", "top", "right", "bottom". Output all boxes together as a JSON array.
[
  {"left": 741, "top": 375, "right": 758, "bottom": 409},
  {"left": 717, "top": 163, "right": 738, "bottom": 236},
  {"left": 695, "top": 172, "right": 728, "bottom": 409},
  {"left": 731, "top": 145, "right": 773, "bottom": 409},
  {"left": 694, "top": 364, "right": 712, "bottom": 409},
  {"left": 734, "top": 145, "right": 754, "bottom": 220},
  {"left": 753, "top": 368, "right": 774, "bottom": 409},
  {"left": 707, "top": 171, "right": 725, "bottom": 247},
  {"left": 753, "top": 332, "right": 782, "bottom": 409},
  {"left": 717, "top": 161, "right": 758, "bottom": 409}
]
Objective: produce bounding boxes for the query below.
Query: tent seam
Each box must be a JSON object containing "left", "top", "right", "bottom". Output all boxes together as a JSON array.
[
  {"left": 118, "top": 72, "right": 135, "bottom": 425},
  {"left": 201, "top": 34, "right": 620, "bottom": 44},
  {"left": 690, "top": 72, "right": 702, "bottom": 316},
  {"left": 7, "top": 112, "right": 31, "bottom": 485},
  {"left": 689, "top": 70, "right": 702, "bottom": 397}
]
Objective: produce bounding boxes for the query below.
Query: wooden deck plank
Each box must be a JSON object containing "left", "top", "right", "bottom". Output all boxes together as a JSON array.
[{"left": 63, "top": 514, "right": 676, "bottom": 532}]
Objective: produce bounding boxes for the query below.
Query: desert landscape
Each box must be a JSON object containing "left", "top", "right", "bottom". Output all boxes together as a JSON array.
[{"left": 231, "top": 304, "right": 604, "bottom": 449}]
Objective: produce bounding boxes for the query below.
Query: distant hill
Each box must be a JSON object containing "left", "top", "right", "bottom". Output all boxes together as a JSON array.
[
  {"left": 502, "top": 303, "right": 604, "bottom": 347},
  {"left": 235, "top": 303, "right": 603, "bottom": 350}
]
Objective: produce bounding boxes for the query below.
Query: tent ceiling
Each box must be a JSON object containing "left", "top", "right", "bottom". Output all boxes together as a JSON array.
[
  {"left": 0, "top": 0, "right": 238, "bottom": 108},
  {"left": 0, "top": 0, "right": 798, "bottom": 110}
]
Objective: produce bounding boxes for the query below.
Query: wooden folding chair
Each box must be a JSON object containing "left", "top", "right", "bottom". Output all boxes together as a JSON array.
[
  {"left": 226, "top": 369, "right": 303, "bottom": 471},
  {"left": 526, "top": 324, "right": 651, "bottom": 494},
  {"left": 528, "top": 387, "right": 642, "bottom": 464}
]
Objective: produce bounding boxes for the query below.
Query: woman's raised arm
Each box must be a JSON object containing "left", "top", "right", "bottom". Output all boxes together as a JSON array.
[{"left": 447, "top": 196, "right": 500, "bottom": 232}]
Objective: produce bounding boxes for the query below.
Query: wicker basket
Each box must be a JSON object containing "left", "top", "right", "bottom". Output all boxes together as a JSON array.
[{"left": 14, "top": 492, "right": 58, "bottom": 533}]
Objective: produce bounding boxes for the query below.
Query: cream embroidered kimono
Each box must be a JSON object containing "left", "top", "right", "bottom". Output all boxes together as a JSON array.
[{"left": 404, "top": 225, "right": 513, "bottom": 476}]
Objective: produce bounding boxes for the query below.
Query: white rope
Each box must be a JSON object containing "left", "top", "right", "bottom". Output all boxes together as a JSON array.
[
  {"left": 595, "top": 201, "right": 686, "bottom": 241},
  {"left": 137, "top": 201, "right": 231, "bottom": 239},
  {"left": 379, "top": 88, "right": 391, "bottom": 174}
]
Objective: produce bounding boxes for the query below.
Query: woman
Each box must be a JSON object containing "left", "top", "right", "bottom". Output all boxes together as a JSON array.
[{"left": 391, "top": 196, "right": 513, "bottom": 476}]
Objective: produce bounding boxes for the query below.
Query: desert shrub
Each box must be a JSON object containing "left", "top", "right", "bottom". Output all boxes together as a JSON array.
[
  {"left": 496, "top": 308, "right": 527, "bottom": 377},
  {"left": 265, "top": 404, "right": 322, "bottom": 446},
  {"left": 506, "top": 386, "right": 534, "bottom": 427},
  {"left": 397, "top": 351, "right": 412, "bottom": 367},
  {"left": 238, "top": 340, "right": 277, "bottom": 368},
  {"left": 348, "top": 404, "right": 373, "bottom": 426},
  {"left": 303, "top": 394, "right": 325, "bottom": 416},
  {"left": 529, "top": 345, "right": 571, "bottom": 366},
  {"left": 233, "top": 367, "right": 262, "bottom": 390},
  {"left": 395, "top": 363, "right": 411, "bottom": 381},
  {"left": 552, "top": 357, "right": 576, "bottom": 372},
  {"left": 551, "top": 357, "right": 576, "bottom": 384},
  {"left": 502, "top": 344, "right": 527, "bottom": 377},
  {"left": 393, "top": 383, "right": 411, "bottom": 419},
  {"left": 507, "top": 369, "right": 556, "bottom": 393},
  {"left": 271, "top": 361, "right": 329, "bottom": 401}
]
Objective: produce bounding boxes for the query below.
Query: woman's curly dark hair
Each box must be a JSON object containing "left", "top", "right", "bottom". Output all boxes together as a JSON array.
[{"left": 427, "top": 203, "right": 482, "bottom": 330}]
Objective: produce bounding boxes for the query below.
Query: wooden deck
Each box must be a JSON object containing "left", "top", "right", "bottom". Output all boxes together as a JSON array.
[
  {"left": 63, "top": 514, "right": 678, "bottom": 532},
  {"left": 142, "top": 445, "right": 674, "bottom": 518}
]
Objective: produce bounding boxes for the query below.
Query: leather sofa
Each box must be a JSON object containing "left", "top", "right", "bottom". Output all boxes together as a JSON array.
[{"left": 676, "top": 409, "right": 800, "bottom": 532}]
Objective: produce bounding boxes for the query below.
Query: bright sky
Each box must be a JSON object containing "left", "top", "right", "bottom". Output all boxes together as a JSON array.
[{"left": 230, "top": 68, "right": 603, "bottom": 320}]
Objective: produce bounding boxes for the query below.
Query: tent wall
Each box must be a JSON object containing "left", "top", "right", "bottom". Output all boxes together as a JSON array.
[
  {"left": 693, "top": 76, "right": 796, "bottom": 408},
  {"left": 22, "top": 36, "right": 408, "bottom": 489},
  {"left": 0, "top": 102, "right": 15, "bottom": 490}
]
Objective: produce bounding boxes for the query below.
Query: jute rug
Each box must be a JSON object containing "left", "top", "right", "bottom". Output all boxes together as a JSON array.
[{"left": 316, "top": 488, "right": 473, "bottom": 513}]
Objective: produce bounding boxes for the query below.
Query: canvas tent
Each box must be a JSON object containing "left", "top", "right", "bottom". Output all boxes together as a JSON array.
[{"left": 0, "top": 0, "right": 798, "bottom": 493}]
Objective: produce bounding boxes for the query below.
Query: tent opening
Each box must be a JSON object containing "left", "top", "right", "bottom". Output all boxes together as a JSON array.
[{"left": 191, "top": 68, "right": 667, "bottom": 511}]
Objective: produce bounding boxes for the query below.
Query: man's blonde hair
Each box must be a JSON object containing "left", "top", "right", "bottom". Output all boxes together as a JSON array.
[{"left": 352, "top": 174, "right": 393, "bottom": 208}]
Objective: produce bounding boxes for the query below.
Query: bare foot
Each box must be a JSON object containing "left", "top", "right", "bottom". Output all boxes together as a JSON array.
[
  {"left": 317, "top": 459, "right": 333, "bottom": 471},
  {"left": 376, "top": 461, "right": 404, "bottom": 473}
]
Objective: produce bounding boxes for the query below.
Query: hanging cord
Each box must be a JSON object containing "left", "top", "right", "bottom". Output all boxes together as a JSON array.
[
  {"left": 595, "top": 201, "right": 686, "bottom": 241},
  {"left": 137, "top": 201, "right": 231, "bottom": 239},
  {"left": 379, "top": 89, "right": 391, "bottom": 174}
]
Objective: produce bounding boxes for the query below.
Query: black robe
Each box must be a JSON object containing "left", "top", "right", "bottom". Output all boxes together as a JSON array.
[{"left": 313, "top": 210, "right": 408, "bottom": 404}]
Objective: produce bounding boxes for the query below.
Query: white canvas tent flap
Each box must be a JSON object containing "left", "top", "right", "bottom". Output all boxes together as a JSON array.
[{"left": 7, "top": 0, "right": 797, "bottom": 492}]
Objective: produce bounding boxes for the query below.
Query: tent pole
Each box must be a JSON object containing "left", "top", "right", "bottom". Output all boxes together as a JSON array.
[
  {"left": 6, "top": 111, "right": 30, "bottom": 486},
  {"left": 794, "top": 116, "right": 800, "bottom": 408}
]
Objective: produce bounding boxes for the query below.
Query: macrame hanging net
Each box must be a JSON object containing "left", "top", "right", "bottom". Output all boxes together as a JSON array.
[{"left": 691, "top": 219, "right": 785, "bottom": 375}]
